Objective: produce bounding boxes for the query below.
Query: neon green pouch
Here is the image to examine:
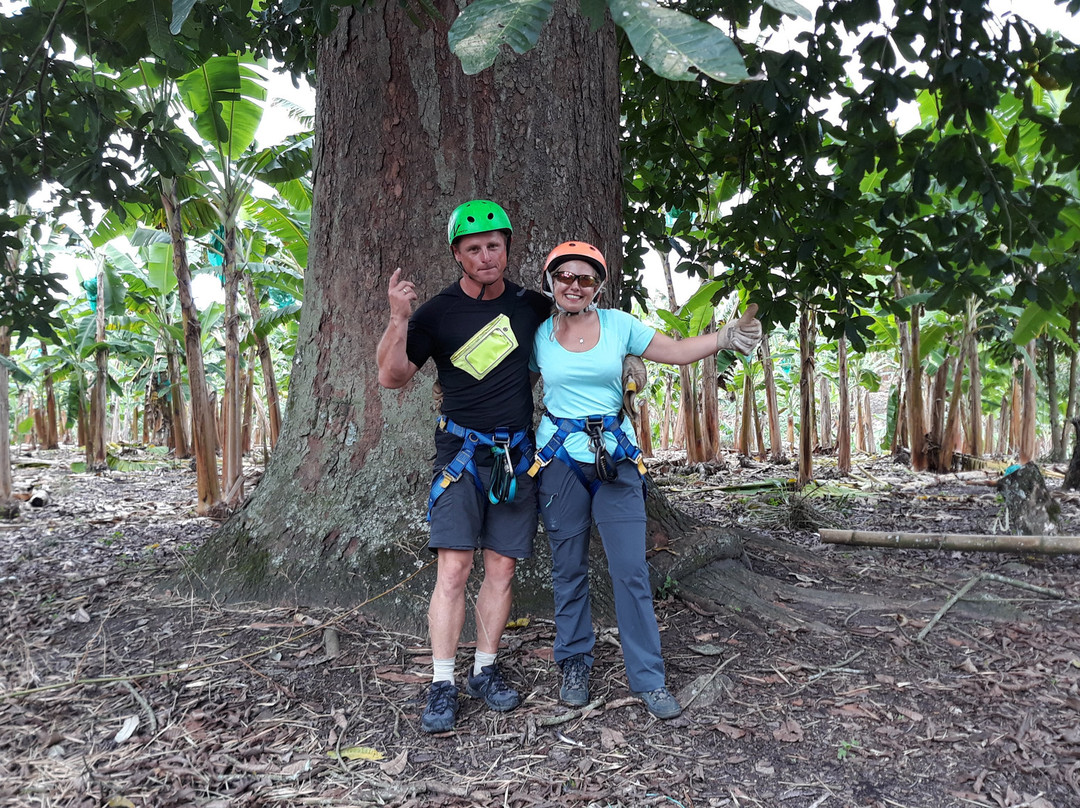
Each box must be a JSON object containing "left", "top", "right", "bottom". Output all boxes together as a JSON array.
[{"left": 451, "top": 314, "right": 518, "bottom": 380}]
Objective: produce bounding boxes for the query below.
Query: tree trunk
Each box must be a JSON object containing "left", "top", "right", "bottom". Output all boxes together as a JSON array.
[
  {"left": 1009, "top": 371, "right": 1021, "bottom": 455},
  {"left": 940, "top": 338, "right": 967, "bottom": 473},
  {"left": 661, "top": 376, "right": 673, "bottom": 450},
  {"left": 87, "top": 260, "right": 109, "bottom": 472},
  {"left": 967, "top": 304, "right": 983, "bottom": 458},
  {"left": 221, "top": 226, "right": 244, "bottom": 506},
  {"left": 758, "top": 334, "right": 783, "bottom": 462},
  {"left": 38, "top": 341, "right": 59, "bottom": 449},
  {"left": 1020, "top": 341, "right": 1037, "bottom": 465},
  {"left": 1061, "top": 302, "right": 1079, "bottom": 453},
  {"left": 739, "top": 372, "right": 753, "bottom": 457},
  {"left": 162, "top": 177, "right": 222, "bottom": 514},
  {"left": 190, "top": 0, "right": 741, "bottom": 628},
  {"left": 818, "top": 375, "right": 832, "bottom": 451},
  {"left": 927, "top": 350, "right": 950, "bottom": 468},
  {"left": 165, "top": 336, "right": 191, "bottom": 458},
  {"left": 864, "top": 388, "right": 875, "bottom": 453},
  {"left": 1046, "top": 337, "right": 1062, "bottom": 461},
  {"left": 0, "top": 325, "right": 15, "bottom": 518},
  {"left": 701, "top": 322, "right": 718, "bottom": 459},
  {"left": 907, "top": 303, "right": 927, "bottom": 471},
  {"left": 798, "top": 305, "right": 814, "bottom": 485},
  {"left": 243, "top": 273, "right": 282, "bottom": 447},
  {"left": 837, "top": 332, "right": 850, "bottom": 473}
]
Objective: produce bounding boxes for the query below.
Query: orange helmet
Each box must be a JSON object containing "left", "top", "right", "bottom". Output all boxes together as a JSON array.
[{"left": 540, "top": 241, "right": 608, "bottom": 302}]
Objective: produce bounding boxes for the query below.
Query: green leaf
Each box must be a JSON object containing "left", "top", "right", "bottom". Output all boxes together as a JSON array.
[
  {"left": 148, "top": 243, "right": 177, "bottom": 295},
  {"left": 1012, "top": 302, "right": 1051, "bottom": 346},
  {"left": 178, "top": 56, "right": 266, "bottom": 157},
  {"left": 762, "top": 0, "right": 812, "bottom": 21},
  {"left": 608, "top": 0, "right": 750, "bottom": 84},
  {"left": 170, "top": 0, "right": 199, "bottom": 34},
  {"left": 579, "top": 0, "right": 607, "bottom": 31},
  {"left": 680, "top": 280, "right": 723, "bottom": 336},
  {"left": 448, "top": 0, "right": 555, "bottom": 75},
  {"left": 0, "top": 354, "right": 33, "bottom": 384},
  {"left": 655, "top": 308, "right": 689, "bottom": 338}
]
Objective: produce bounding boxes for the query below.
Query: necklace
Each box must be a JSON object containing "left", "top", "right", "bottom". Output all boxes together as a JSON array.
[{"left": 578, "top": 338, "right": 584, "bottom": 345}]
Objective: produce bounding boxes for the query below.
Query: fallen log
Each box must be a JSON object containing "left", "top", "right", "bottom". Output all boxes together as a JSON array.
[{"left": 819, "top": 529, "right": 1080, "bottom": 555}]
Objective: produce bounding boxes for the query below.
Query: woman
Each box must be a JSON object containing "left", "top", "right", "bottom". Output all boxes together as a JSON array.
[{"left": 530, "top": 241, "right": 762, "bottom": 720}]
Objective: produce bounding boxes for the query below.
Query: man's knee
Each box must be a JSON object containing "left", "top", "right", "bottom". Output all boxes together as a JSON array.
[
  {"left": 482, "top": 549, "right": 517, "bottom": 586},
  {"left": 435, "top": 549, "right": 475, "bottom": 591}
]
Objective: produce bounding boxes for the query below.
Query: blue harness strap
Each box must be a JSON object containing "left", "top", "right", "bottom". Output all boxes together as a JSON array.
[
  {"left": 427, "top": 416, "right": 532, "bottom": 519},
  {"left": 528, "top": 413, "right": 647, "bottom": 495}
]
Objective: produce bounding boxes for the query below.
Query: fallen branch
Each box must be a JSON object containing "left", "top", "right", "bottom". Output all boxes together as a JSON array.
[
  {"left": 537, "top": 699, "right": 606, "bottom": 726},
  {"left": 916, "top": 572, "right": 1066, "bottom": 642},
  {"left": 820, "top": 529, "right": 1080, "bottom": 555}
]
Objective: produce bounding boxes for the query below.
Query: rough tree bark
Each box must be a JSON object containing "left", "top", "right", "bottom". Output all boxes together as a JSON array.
[
  {"left": 86, "top": 259, "right": 108, "bottom": 471},
  {"left": 837, "top": 332, "right": 850, "bottom": 473},
  {"left": 190, "top": 0, "right": 741, "bottom": 631},
  {"left": 798, "top": 305, "right": 814, "bottom": 485},
  {"left": 758, "top": 334, "right": 784, "bottom": 462},
  {"left": 162, "top": 178, "right": 222, "bottom": 514},
  {"left": 1020, "top": 342, "right": 1037, "bottom": 465}
]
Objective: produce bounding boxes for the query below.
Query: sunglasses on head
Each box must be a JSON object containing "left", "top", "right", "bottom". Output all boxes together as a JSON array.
[{"left": 552, "top": 270, "right": 599, "bottom": 289}]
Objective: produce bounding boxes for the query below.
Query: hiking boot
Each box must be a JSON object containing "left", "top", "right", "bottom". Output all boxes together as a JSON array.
[
  {"left": 465, "top": 664, "right": 521, "bottom": 712},
  {"left": 420, "top": 681, "right": 459, "bottom": 733},
  {"left": 632, "top": 686, "right": 682, "bottom": 720},
  {"left": 559, "top": 654, "right": 590, "bottom": 707}
]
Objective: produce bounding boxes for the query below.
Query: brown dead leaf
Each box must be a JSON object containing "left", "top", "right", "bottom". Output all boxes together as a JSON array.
[
  {"left": 895, "top": 706, "right": 924, "bottom": 722},
  {"left": 772, "top": 719, "right": 804, "bottom": 743},
  {"left": 374, "top": 670, "right": 429, "bottom": 684},
  {"left": 600, "top": 727, "right": 625, "bottom": 751},
  {"left": 713, "top": 723, "right": 747, "bottom": 739},
  {"left": 378, "top": 750, "right": 409, "bottom": 776}
]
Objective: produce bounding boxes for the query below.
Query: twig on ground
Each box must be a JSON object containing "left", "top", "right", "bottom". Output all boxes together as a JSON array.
[
  {"left": 537, "top": 699, "right": 605, "bottom": 726},
  {"left": 119, "top": 680, "right": 157, "bottom": 735},
  {"left": 917, "top": 572, "right": 1067, "bottom": 642},
  {"left": 681, "top": 654, "right": 739, "bottom": 711}
]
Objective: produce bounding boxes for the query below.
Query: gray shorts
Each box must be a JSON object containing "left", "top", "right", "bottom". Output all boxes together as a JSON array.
[{"left": 429, "top": 463, "right": 539, "bottom": 559}]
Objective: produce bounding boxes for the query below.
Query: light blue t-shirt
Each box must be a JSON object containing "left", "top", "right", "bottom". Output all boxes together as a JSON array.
[{"left": 531, "top": 308, "right": 656, "bottom": 462}]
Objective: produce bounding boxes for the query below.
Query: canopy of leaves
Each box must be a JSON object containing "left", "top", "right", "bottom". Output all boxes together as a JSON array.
[{"left": 621, "top": 0, "right": 1080, "bottom": 353}]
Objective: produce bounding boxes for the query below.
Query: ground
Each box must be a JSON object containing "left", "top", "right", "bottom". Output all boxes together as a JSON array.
[{"left": 2, "top": 446, "right": 1079, "bottom": 808}]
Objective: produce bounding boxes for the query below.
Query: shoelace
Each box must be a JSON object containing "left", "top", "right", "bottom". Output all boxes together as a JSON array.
[
  {"left": 482, "top": 667, "right": 513, "bottom": 695},
  {"left": 428, "top": 684, "right": 456, "bottom": 712},
  {"left": 563, "top": 660, "right": 588, "bottom": 690}
]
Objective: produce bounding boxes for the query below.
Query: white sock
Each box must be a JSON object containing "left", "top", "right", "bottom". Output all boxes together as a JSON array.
[
  {"left": 432, "top": 657, "right": 455, "bottom": 685},
  {"left": 473, "top": 650, "right": 497, "bottom": 676}
]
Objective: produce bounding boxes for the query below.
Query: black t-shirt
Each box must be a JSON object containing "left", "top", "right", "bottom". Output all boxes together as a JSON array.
[{"left": 406, "top": 279, "right": 550, "bottom": 436}]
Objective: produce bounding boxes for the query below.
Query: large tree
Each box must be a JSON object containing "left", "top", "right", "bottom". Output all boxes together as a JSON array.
[{"left": 191, "top": 0, "right": 718, "bottom": 627}]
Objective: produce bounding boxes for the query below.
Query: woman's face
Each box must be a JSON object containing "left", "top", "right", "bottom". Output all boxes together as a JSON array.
[{"left": 551, "top": 259, "right": 598, "bottom": 313}]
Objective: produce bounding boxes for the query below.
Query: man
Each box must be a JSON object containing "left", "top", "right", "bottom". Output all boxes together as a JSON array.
[{"left": 376, "top": 200, "right": 550, "bottom": 733}]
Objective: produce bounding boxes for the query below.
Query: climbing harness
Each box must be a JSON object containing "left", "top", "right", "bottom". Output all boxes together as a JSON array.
[
  {"left": 528, "top": 413, "right": 647, "bottom": 496},
  {"left": 427, "top": 416, "right": 532, "bottom": 519}
]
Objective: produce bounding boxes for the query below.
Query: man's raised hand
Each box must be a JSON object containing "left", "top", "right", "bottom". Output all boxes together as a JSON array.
[{"left": 388, "top": 267, "right": 418, "bottom": 320}]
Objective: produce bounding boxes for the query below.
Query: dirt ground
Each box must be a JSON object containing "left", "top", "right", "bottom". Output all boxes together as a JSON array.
[{"left": 2, "top": 446, "right": 1079, "bottom": 808}]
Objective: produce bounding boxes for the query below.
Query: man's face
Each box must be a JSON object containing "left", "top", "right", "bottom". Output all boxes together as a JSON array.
[{"left": 452, "top": 231, "right": 508, "bottom": 287}]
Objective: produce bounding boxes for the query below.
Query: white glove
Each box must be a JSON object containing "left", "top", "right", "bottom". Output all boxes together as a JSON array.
[{"left": 716, "top": 303, "right": 763, "bottom": 355}]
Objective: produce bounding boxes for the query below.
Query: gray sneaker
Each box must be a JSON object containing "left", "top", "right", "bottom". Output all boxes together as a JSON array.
[
  {"left": 633, "top": 686, "right": 682, "bottom": 719},
  {"left": 465, "top": 664, "right": 521, "bottom": 711},
  {"left": 559, "top": 654, "right": 590, "bottom": 706},
  {"left": 420, "top": 681, "right": 459, "bottom": 733}
]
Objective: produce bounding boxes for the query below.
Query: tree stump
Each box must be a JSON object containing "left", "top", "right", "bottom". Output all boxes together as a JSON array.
[{"left": 995, "top": 462, "right": 1061, "bottom": 535}]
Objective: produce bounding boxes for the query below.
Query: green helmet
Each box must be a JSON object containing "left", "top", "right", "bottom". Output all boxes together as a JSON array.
[{"left": 447, "top": 200, "right": 513, "bottom": 246}]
